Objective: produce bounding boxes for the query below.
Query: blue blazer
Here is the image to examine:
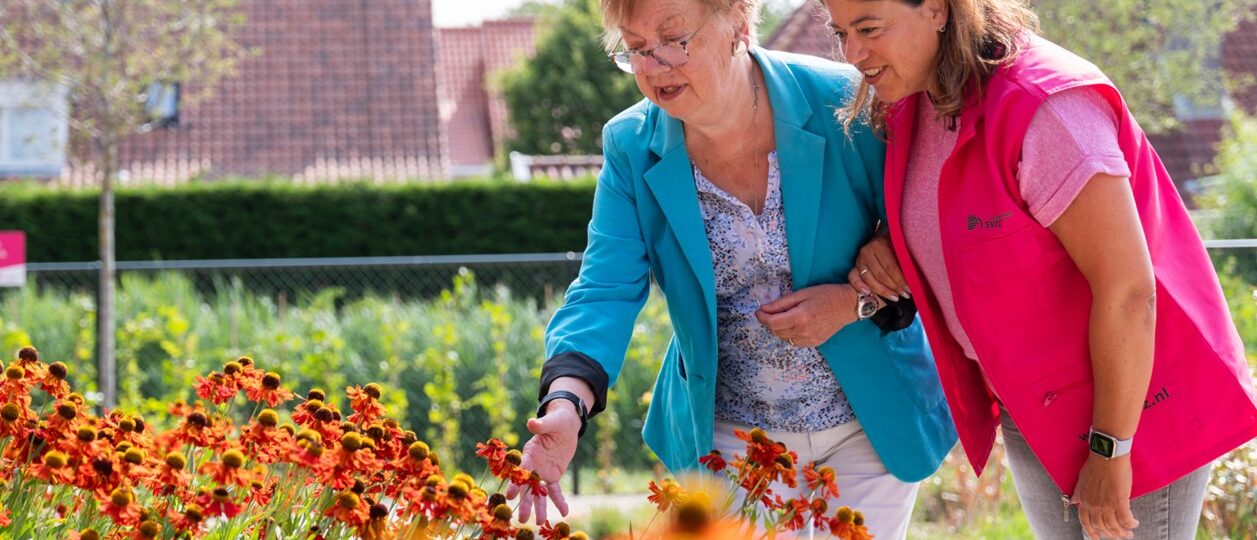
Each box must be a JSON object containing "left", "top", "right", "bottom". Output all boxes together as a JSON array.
[{"left": 545, "top": 48, "right": 957, "bottom": 482}]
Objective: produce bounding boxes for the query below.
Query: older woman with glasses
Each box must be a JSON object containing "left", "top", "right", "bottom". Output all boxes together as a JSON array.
[{"left": 505, "top": 0, "right": 957, "bottom": 537}]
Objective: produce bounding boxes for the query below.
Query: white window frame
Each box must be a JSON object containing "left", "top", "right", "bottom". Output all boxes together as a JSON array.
[{"left": 0, "top": 79, "right": 70, "bottom": 178}]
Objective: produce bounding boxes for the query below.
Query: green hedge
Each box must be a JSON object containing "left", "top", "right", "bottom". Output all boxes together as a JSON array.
[{"left": 0, "top": 180, "right": 596, "bottom": 262}]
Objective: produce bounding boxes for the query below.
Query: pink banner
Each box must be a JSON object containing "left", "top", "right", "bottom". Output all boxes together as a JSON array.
[{"left": 0, "top": 231, "right": 26, "bottom": 287}]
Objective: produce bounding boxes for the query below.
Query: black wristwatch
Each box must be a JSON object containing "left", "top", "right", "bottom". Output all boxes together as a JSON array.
[{"left": 537, "top": 390, "right": 589, "bottom": 437}]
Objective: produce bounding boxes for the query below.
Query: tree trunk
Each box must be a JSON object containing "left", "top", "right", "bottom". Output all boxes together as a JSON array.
[{"left": 97, "top": 138, "right": 117, "bottom": 409}]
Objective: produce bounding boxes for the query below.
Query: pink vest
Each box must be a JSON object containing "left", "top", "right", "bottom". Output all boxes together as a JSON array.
[{"left": 884, "top": 35, "right": 1257, "bottom": 498}]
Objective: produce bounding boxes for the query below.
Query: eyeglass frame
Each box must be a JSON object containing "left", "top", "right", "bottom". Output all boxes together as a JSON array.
[{"left": 607, "top": 12, "right": 718, "bottom": 74}]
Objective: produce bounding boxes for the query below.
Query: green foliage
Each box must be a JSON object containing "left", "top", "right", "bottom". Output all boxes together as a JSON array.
[
  {"left": 500, "top": 0, "right": 641, "bottom": 155},
  {"left": 0, "top": 270, "right": 670, "bottom": 473},
  {"left": 1199, "top": 114, "right": 1257, "bottom": 284},
  {"left": 1037, "top": 0, "right": 1257, "bottom": 135},
  {"left": 0, "top": 180, "right": 596, "bottom": 262}
]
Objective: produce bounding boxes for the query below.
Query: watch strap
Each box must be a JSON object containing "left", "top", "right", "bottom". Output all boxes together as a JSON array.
[
  {"left": 1088, "top": 428, "right": 1133, "bottom": 459},
  {"left": 538, "top": 390, "right": 589, "bottom": 438}
]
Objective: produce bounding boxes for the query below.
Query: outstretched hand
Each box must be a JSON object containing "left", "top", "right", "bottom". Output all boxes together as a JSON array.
[{"left": 506, "top": 404, "right": 580, "bottom": 525}]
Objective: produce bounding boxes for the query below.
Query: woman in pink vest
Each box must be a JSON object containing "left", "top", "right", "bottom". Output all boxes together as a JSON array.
[{"left": 810, "top": 0, "right": 1257, "bottom": 538}]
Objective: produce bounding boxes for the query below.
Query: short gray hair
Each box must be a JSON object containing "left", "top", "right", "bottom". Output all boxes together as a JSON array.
[{"left": 599, "top": 0, "right": 762, "bottom": 50}]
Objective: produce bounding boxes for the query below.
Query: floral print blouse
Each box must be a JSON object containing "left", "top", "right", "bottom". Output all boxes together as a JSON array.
[{"left": 695, "top": 151, "right": 855, "bottom": 432}]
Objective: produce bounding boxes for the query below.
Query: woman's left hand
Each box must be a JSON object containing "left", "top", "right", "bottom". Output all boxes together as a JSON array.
[
  {"left": 756, "top": 284, "right": 857, "bottom": 348},
  {"left": 1072, "top": 454, "right": 1139, "bottom": 539}
]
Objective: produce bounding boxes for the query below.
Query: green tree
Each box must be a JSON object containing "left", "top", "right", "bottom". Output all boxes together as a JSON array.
[
  {"left": 500, "top": 0, "right": 641, "bottom": 155},
  {"left": 1198, "top": 114, "right": 1257, "bottom": 282},
  {"left": 0, "top": 0, "right": 247, "bottom": 407},
  {"left": 1036, "top": 0, "right": 1257, "bottom": 134}
]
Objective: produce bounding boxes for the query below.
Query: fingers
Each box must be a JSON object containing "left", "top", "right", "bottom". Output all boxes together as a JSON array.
[
  {"left": 1079, "top": 504, "right": 1100, "bottom": 540},
  {"left": 755, "top": 307, "right": 799, "bottom": 334},
  {"left": 1097, "top": 509, "right": 1122, "bottom": 539},
  {"left": 518, "top": 488, "right": 533, "bottom": 523},
  {"left": 1078, "top": 504, "right": 1137, "bottom": 540},
  {"left": 1100, "top": 504, "right": 1137, "bottom": 539},
  {"left": 505, "top": 482, "right": 519, "bottom": 500},
  {"left": 759, "top": 291, "right": 804, "bottom": 314},
  {"left": 549, "top": 482, "right": 570, "bottom": 517},
  {"left": 867, "top": 249, "right": 909, "bottom": 297},
  {"left": 848, "top": 267, "right": 871, "bottom": 295},
  {"left": 527, "top": 416, "right": 550, "bottom": 436},
  {"left": 863, "top": 260, "right": 901, "bottom": 301},
  {"left": 1116, "top": 504, "right": 1139, "bottom": 531},
  {"left": 535, "top": 492, "right": 548, "bottom": 525}
]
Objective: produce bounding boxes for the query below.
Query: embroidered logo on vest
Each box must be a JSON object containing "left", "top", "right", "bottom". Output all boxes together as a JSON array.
[{"left": 967, "top": 212, "right": 1013, "bottom": 231}]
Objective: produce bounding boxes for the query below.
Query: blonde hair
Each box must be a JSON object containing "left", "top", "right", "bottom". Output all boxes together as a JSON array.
[
  {"left": 833, "top": 0, "right": 1040, "bottom": 136},
  {"left": 599, "top": 0, "right": 762, "bottom": 50}
]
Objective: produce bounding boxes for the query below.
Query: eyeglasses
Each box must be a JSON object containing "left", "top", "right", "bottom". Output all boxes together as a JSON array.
[{"left": 608, "top": 14, "right": 715, "bottom": 74}]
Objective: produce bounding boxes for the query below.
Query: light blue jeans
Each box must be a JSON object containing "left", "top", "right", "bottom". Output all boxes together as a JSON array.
[{"left": 1000, "top": 410, "right": 1212, "bottom": 539}]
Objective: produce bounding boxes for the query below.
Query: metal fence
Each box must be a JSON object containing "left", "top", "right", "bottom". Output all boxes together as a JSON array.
[{"left": 16, "top": 252, "right": 586, "bottom": 304}]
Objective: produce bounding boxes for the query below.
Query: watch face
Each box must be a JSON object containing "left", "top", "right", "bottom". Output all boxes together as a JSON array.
[
  {"left": 859, "top": 300, "right": 878, "bottom": 319},
  {"left": 1089, "top": 432, "right": 1115, "bottom": 457}
]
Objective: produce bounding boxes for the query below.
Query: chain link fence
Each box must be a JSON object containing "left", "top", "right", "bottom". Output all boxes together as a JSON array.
[{"left": 17, "top": 252, "right": 586, "bottom": 305}]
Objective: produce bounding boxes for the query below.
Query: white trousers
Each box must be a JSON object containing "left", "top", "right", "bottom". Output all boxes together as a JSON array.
[{"left": 712, "top": 420, "right": 919, "bottom": 540}]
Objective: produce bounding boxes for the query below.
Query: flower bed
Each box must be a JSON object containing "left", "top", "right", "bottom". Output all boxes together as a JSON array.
[{"left": 0, "top": 346, "right": 871, "bottom": 539}]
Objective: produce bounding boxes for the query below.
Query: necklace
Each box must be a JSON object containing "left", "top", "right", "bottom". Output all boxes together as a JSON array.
[
  {"left": 751, "top": 73, "right": 760, "bottom": 117},
  {"left": 748, "top": 68, "right": 764, "bottom": 214}
]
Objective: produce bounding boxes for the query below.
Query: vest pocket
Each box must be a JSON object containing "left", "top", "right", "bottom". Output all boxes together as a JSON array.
[{"left": 1032, "top": 362, "right": 1092, "bottom": 411}]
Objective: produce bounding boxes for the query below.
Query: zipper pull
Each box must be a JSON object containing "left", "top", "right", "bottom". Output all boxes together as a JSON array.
[
  {"left": 1061, "top": 494, "right": 1072, "bottom": 523},
  {"left": 1043, "top": 391, "right": 1058, "bottom": 407}
]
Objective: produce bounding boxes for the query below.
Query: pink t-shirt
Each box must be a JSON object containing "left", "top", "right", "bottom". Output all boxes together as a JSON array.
[{"left": 901, "top": 88, "right": 1131, "bottom": 360}]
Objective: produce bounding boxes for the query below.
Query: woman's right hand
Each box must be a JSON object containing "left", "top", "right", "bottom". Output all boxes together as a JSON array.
[
  {"left": 849, "top": 232, "right": 911, "bottom": 301},
  {"left": 507, "top": 403, "right": 581, "bottom": 525}
]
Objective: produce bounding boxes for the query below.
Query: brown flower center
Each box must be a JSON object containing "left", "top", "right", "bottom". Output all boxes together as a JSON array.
[{"left": 222, "top": 449, "right": 246, "bottom": 468}]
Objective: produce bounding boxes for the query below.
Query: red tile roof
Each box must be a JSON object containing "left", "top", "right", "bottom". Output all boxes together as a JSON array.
[
  {"left": 764, "top": 2, "right": 835, "bottom": 61},
  {"left": 437, "top": 18, "right": 538, "bottom": 173},
  {"left": 80, "top": 0, "right": 444, "bottom": 186}
]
